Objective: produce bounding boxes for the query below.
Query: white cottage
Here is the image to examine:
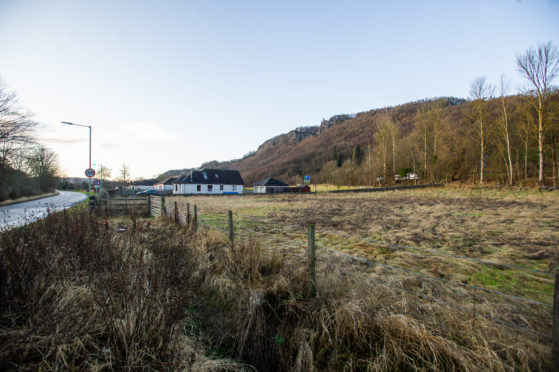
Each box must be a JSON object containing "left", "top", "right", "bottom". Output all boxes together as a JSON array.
[{"left": 173, "top": 169, "right": 244, "bottom": 195}]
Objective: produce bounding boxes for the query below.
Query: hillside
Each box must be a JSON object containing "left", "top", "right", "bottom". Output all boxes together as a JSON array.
[
  {"left": 162, "top": 92, "right": 557, "bottom": 187},
  {"left": 197, "top": 97, "right": 466, "bottom": 184}
]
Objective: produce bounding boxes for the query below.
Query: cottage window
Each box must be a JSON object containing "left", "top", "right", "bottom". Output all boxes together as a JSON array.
[
  {"left": 175, "top": 185, "right": 178, "bottom": 192},
  {"left": 232, "top": 185, "right": 237, "bottom": 191},
  {"left": 207, "top": 185, "right": 213, "bottom": 192},
  {"left": 197, "top": 185, "right": 201, "bottom": 192},
  {"left": 220, "top": 185, "right": 224, "bottom": 191}
]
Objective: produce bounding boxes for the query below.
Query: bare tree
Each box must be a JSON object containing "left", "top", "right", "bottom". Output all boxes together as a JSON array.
[
  {"left": 374, "top": 114, "right": 394, "bottom": 184},
  {"left": 0, "top": 83, "right": 37, "bottom": 169},
  {"left": 499, "top": 76, "right": 514, "bottom": 185},
  {"left": 120, "top": 163, "right": 130, "bottom": 184},
  {"left": 97, "top": 164, "right": 112, "bottom": 181},
  {"left": 517, "top": 41, "right": 559, "bottom": 184},
  {"left": 469, "top": 76, "right": 494, "bottom": 185},
  {"left": 26, "top": 146, "right": 59, "bottom": 192}
]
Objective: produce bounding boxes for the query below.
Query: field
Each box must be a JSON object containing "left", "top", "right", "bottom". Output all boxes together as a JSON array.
[
  {"left": 177, "top": 186, "right": 558, "bottom": 341},
  {"left": 1, "top": 185, "right": 557, "bottom": 370}
]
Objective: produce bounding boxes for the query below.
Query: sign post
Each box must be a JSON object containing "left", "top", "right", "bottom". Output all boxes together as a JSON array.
[{"left": 85, "top": 168, "right": 96, "bottom": 195}]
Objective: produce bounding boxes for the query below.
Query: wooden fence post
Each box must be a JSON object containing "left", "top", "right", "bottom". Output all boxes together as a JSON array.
[
  {"left": 187, "top": 202, "right": 191, "bottom": 226},
  {"left": 147, "top": 195, "right": 151, "bottom": 216},
  {"left": 193, "top": 205, "right": 198, "bottom": 231},
  {"left": 553, "top": 266, "right": 559, "bottom": 371},
  {"left": 161, "top": 197, "right": 166, "bottom": 219},
  {"left": 174, "top": 201, "right": 178, "bottom": 225},
  {"left": 308, "top": 223, "right": 317, "bottom": 297},
  {"left": 228, "top": 210, "right": 234, "bottom": 247}
]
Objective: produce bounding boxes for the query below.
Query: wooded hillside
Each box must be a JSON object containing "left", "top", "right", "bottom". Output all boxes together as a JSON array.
[{"left": 195, "top": 92, "right": 558, "bottom": 187}]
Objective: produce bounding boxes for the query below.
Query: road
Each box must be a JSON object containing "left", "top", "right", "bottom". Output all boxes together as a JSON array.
[{"left": 0, "top": 191, "right": 88, "bottom": 230}]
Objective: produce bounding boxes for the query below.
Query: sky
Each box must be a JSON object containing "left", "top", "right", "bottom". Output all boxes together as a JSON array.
[{"left": 0, "top": 0, "right": 558, "bottom": 179}]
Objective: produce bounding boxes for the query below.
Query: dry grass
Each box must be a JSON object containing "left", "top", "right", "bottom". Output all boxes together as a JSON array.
[
  {"left": 185, "top": 222, "right": 549, "bottom": 371},
  {"left": 1, "top": 186, "right": 555, "bottom": 370},
  {"left": 0, "top": 210, "right": 247, "bottom": 371}
]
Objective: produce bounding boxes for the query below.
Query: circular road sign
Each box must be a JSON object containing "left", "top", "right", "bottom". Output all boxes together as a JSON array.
[{"left": 85, "top": 168, "right": 96, "bottom": 178}]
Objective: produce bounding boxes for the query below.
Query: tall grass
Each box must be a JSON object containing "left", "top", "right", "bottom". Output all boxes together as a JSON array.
[
  {"left": 189, "top": 228, "right": 549, "bottom": 371},
  {"left": 0, "top": 210, "right": 244, "bottom": 370},
  {"left": 0, "top": 209, "right": 551, "bottom": 370}
]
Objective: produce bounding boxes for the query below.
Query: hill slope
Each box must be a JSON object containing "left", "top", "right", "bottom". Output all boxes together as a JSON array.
[{"left": 198, "top": 97, "right": 466, "bottom": 184}]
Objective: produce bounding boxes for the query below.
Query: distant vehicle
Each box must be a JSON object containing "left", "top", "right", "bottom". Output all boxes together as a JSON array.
[
  {"left": 137, "top": 189, "right": 158, "bottom": 195},
  {"left": 394, "top": 173, "right": 420, "bottom": 182}
]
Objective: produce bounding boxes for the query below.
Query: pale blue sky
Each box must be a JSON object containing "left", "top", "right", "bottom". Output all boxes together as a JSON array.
[{"left": 0, "top": 0, "right": 558, "bottom": 179}]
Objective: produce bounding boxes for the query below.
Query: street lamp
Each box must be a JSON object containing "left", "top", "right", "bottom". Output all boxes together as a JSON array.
[{"left": 61, "top": 121, "right": 92, "bottom": 196}]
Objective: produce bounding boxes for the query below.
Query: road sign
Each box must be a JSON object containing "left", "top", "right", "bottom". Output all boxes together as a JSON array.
[
  {"left": 304, "top": 175, "right": 310, "bottom": 183},
  {"left": 85, "top": 168, "right": 96, "bottom": 178}
]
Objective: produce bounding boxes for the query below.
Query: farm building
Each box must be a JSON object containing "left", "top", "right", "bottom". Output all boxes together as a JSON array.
[
  {"left": 172, "top": 169, "right": 244, "bottom": 195},
  {"left": 154, "top": 177, "right": 177, "bottom": 191},
  {"left": 253, "top": 177, "right": 289, "bottom": 193},
  {"left": 253, "top": 177, "right": 311, "bottom": 193}
]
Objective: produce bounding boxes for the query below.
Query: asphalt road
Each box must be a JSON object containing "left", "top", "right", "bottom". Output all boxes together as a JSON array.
[{"left": 0, "top": 191, "right": 88, "bottom": 230}]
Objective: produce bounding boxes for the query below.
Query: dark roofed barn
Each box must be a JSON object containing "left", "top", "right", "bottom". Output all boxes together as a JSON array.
[{"left": 253, "top": 177, "right": 289, "bottom": 193}]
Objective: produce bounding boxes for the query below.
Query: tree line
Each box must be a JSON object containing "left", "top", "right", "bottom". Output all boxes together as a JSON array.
[
  {"left": 0, "top": 83, "right": 59, "bottom": 201},
  {"left": 310, "top": 42, "right": 559, "bottom": 187}
]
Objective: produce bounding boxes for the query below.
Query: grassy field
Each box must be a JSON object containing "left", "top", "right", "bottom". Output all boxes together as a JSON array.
[
  {"left": 1, "top": 185, "right": 556, "bottom": 370},
  {"left": 170, "top": 185, "right": 558, "bottom": 334}
]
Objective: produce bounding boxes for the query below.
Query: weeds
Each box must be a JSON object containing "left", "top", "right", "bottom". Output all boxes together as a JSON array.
[{"left": 0, "top": 189, "right": 554, "bottom": 370}]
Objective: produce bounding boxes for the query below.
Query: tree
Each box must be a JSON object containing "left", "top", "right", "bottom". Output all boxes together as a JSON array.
[
  {"left": 0, "top": 85, "right": 37, "bottom": 167},
  {"left": 0, "top": 83, "right": 38, "bottom": 200},
  {"left": 26, "top": 146, "right": 59, "bottom": 192},
  {"left": 469, "top": 76, "right": 494, "bottom": 184},
  {"left": 120, "top": 163, "right": 130, "bottom": 184},
  {"left": 374, "top": 114, "right": 394, "bottom": 184},
  {"left": 97, "top": 164, "right": 112, "bottom": 181},
  {"left": 517, "top": 41, "right": 559, "bottom": 184},
  {"left": 499, "top": 76, "right": 514, "bottom": 185}
]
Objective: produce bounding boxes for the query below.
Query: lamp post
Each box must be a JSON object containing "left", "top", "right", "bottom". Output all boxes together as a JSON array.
[{"left": 61, "top": 121, "right": 92, "bottom": 196}]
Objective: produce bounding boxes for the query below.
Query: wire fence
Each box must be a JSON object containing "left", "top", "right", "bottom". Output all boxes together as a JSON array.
[{"left": 149, "top": 196, "right": 557, "bottom": 344}]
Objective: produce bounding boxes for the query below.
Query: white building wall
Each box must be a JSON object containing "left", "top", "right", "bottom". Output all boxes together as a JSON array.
[
  {"left": 173, "top": 184, "right": 243, "bottom": 195},
  {"left": 156, "top": 184, "right": 175, "bottom": 191}
]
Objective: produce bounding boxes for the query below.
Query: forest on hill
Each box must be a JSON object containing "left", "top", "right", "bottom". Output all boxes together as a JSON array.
[{"left": 199, "top": 90, "right": 558, "bottom": 187}]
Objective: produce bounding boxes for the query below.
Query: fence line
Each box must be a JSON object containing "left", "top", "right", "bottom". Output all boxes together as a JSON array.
[
  {"left": 236, "top": 214, "right": 553, "bottom": 276},
  {"left": 211, "top": 215, "right": 552, "bottom": 308},
  {"left": 231, "top": 223, "right": 550, "bottom": 338}
]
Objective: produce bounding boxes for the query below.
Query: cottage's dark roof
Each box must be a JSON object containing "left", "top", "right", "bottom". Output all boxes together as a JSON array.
[
  {"left": 158, "top": 177, "right": 177, "bottom": 185},
  {"left": 174, "top": 169, "right": 244, "bottom": 185},
  {"left": 253, "top": 177, "right": 288, "bottom": 187},
  {"left": 131, "top": 178, "right": 158, "bottom": 186}
]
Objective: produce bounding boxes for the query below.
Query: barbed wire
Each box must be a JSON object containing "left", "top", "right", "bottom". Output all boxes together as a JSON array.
[
  {"left": 204, "top": 217, "right": 552, "bottom": 308},
  {"left": 194, "top": 214, "right": 552, "bottom": 339},
  {"left": 236, "top": 213, "right": 553, "bottom": 276}
]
